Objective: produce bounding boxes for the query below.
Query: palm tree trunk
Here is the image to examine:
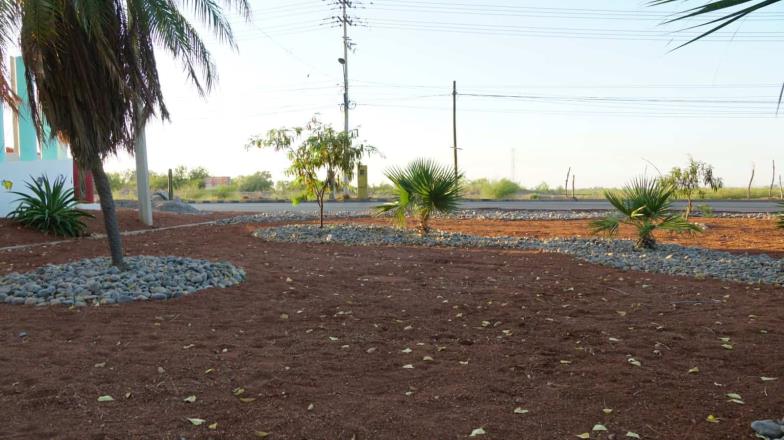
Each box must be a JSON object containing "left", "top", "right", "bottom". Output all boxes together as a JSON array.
[
  {"left": 685, "top": 197, "right": 692, "bottom": 220},
  {"left": 91, "top": 161, "right": 126, "bottom": 268}
]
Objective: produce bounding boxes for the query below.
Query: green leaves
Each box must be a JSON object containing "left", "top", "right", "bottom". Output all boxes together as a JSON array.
[
  {"left": 248, "top": 116, "right": 376, "bottom": 227},
  {"left": 7, "top": 175, "right": 93, "bottom": 237},
  {"left": 591, "top": 176, "right": 699, "bottom": 249},
  {"left": 375, "top": 159, "right": 462, "bottom": 234}
]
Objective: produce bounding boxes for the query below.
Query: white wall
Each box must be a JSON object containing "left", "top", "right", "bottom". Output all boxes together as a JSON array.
[{"left": 0, "top": 160, "right": 73, "bottom": 216}]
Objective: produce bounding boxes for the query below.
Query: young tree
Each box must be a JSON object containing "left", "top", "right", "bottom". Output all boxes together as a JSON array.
[
  {"left": 0, "top": 0, "right": 248, "bottom": 267},
  {"left": 662, "top": 158, "right": 723, "bottom": 220},
  {"left": 246, "top": 117, "right": 375, "bottom": 227}
]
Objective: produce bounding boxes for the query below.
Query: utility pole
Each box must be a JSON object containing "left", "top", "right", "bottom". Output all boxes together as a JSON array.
[
  {"left": 333, "top": 0, "right": 360, "bottom": 197},
  {"left": 452, "top": 80, "right": 458, "bottom": 181},
  {"left": 341, "top": 0, "right": 350, "bottom": 139}
]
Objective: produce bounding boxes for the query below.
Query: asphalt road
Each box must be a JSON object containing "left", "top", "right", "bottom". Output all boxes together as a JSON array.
[{"left": 189, "top": 199, "right": 781, "bottom": 213}]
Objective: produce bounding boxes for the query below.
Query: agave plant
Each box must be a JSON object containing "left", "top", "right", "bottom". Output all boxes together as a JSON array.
[
  {"left": 7, "top": 175, "right": 93, "bottom": 237},
  {"left": 590, "top": 177, "right": 701, "bottom": 249},
  {"left": 375, "top": 159, "right": 462, "bottom": 234}
]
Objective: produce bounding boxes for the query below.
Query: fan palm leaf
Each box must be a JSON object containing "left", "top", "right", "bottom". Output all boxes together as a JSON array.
[
  {"left": 375, "top": 159, "right": 462, "bottom": 234},
  {"left": 592, "top": 177, "right": 698, "bottom": 249}
]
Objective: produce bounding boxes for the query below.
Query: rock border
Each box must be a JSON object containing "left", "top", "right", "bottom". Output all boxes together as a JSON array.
[
  {"left": 0, "top": 256, "right": 245, "bottom": 306},
  {"left": 254, "top": 224, "right": 783, "bottom": 287}
]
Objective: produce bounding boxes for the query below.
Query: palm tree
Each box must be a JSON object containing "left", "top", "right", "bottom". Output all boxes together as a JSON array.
[
  {"left": 591, "top": 177, "right": 701, "bottom": 249},
  {"left": 0, "top": 0, "right": 248, "bottom": 267},
  {"left": 650, "top": 1, "right": 781, "bottom": 47},
  {"left": 375, "top": 159, "right": 462, "bottom": 234}
]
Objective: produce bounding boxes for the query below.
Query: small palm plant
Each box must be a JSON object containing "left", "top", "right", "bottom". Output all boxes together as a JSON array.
[
  {"left": 375, "top": 159, "right": 462, "bottom": 234},
  {"left": 590, "top": 177, "right": 700, "bottom": 249},
  {"left": 8, "top": 175, "right": 93, "bottom": 237}
]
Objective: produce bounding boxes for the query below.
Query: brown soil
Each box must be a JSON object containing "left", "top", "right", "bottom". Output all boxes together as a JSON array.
[
  {"left": 347, "top": 217, "right": 784, "bottom": 258},
  {"left": 0, "top": 220, "right": 782, "bottom": 439},
  {"left": 0, "top": 208, "right": 237, "bottom": 249}
]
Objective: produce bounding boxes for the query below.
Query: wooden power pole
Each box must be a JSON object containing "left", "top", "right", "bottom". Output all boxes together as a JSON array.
[{"left": 452, "top": 80, "right": 458, "bottom": 181}]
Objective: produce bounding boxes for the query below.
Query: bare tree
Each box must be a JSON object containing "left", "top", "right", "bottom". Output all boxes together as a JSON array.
[
  {"left": 771, "top": 160, "right": 777, "bottom": 198},
  {"left": 564, "top": 167, "right": 571, "bottom": 198},
  {"left": 779, "top": 175, "right": 783, "bottom": 200},
  {"left": 748, "top": 163, "right": 756, "bottom": 199},
  {"left": 571, "top": 174, "right": 576, "bottom": 199}
]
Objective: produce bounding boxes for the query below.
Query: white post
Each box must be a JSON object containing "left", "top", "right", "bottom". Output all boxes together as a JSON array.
[{"left": 135, "top": 128, "right": 153, "bottom": 226}]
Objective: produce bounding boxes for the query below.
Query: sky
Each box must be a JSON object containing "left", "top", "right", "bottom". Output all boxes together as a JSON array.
[{"left": 13, "top": 0, "right": 784, "bottom": 188}]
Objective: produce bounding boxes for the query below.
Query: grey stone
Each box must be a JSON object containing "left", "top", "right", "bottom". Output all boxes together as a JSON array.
[
  {"left": 150, "top": 293, "right": 167, "bottom": 301},
  {"left": 0, "top": 256, "right": 244, "bottom": 307},
  {"left": 751, "top": 420, "right": 784, "bottom": 439},
  {"left": 253, "top": 224, "right": 784, "bottom": 288}
]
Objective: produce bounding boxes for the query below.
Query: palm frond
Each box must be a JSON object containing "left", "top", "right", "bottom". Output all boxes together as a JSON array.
[
  {"left": 377, "top": 159, "right": 461, "bottom": 233},
  {"left": 658, "top": 214, "right": 703, "bottom": 233},
  {"left": 590, "top": 216, "right": 621, "bottom": 236},
  {"left": 649, "top": 0, "right": 780, "bottom": 48}
]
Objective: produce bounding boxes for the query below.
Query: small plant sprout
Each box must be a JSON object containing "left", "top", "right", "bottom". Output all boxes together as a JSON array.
[
  {"left": 591, "top": 177, "right": 701, "bottom": 250},
  {"left": 375, "top": 159, "right": 462, "bottom": 235}
]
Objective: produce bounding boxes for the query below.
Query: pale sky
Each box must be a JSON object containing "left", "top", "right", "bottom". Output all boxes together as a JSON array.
[{"left": 96, "top": 0, "right": 784, "bottom": 188}]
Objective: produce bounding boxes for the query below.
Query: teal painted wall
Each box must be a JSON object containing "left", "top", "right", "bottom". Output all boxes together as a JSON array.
[
  {"left": 0, "top": 102, "right": 4, "bottom": 163},
  {"left": 14, "top": 57, "right": 38, "bottom": 161},
  {"left": 41, "top": 123, "right": 59, "bottom": 160}
]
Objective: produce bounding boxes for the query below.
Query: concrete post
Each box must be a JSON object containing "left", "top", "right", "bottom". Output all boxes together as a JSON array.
[{"left": 135, "top": 127, "right": 153, "bottom": 226}]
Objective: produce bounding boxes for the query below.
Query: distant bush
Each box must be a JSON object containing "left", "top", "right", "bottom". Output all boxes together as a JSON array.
[
  {"left": 212, "top": 184, "right": 238, "bottom": 200},
  {"left": 534, "top": 182, "right": 550, "bottom": 192},
  {"left": 462, "top": 178, "right": 522, "bottom": 199},
  {"left": 368, "top": 183, "right": 396, "bottom": 198},
  {"left": 482, "top": 179, "right": 522, "bottom": 199},
  {"left": 236, "top": 171, "right": 273, "bottom": 192}
]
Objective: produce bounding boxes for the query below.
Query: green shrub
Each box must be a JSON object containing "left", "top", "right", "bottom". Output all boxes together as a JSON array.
[
  {"left": 7, "top": 175, "right": 93, "bottom": 237},
  {"left": 696, "top": 203, "right": 714, "bottom": 217},
  {"left": 212, "top": 184, "right": 237, "bottom": 200},
  {"left": 375, "top": 159, "right": 462, "bottom": 234},
  {"left": 236, "top": 171, "right": 273, "bottom": 192},
  {"left": 590, "top": 177, "right": 700, "bottom": 249},
  {"left": 482, "top": 179, "right": 522, "bottom": 199}
]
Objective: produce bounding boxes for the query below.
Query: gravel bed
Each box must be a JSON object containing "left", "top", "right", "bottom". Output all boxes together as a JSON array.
[
  {"left": 254, "top": 224, "right": 784, "bottom": 287},
  {"left": 0, "top": 256, "right": 245, "bottom": 306},
  {"left": 215, "top": 210, "right": 368, "bottom": 225},
  {"left": 215, "top": 209, "right": 774, "bottom": 224},
  {"left": 443, "top": 209, "right": 774, "bottom": 221}
]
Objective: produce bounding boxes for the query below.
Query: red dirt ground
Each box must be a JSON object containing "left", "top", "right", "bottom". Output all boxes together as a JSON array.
[
  {"left": 0, "top": 217, "right": 782, "bottom": 439},
  {"left": 348, "top": 217, "right": 784, "bottom": 258},
  {"left": 0, "top": 208, "right": 236, "bottom": 248}
]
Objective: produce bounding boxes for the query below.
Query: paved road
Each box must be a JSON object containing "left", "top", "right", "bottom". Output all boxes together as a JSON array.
[{"left": 189, "top": 199, "right": 781, "bottom": 213}]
